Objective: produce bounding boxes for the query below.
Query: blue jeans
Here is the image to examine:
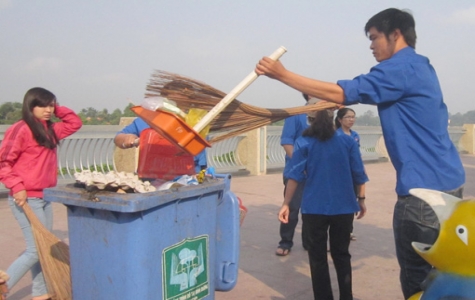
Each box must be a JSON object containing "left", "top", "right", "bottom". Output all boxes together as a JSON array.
[
  {"left": 7, "top": 197, "right": 52, "bottom": 297},
  {"left": 393, "top": 186, "right": 463, "bottom": 299},
  {"left": 279, "top": 178, "right": 307, "bottom": 250}
]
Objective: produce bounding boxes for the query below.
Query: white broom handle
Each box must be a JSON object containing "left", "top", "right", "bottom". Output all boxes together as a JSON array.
[{"left": 193, "top": 46, "right": 287, "bottom": 133}]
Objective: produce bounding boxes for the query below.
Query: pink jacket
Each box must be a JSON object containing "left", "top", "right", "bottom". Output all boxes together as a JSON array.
[{"left": 0, "top": 105, "right": 82, "bottom": 198}]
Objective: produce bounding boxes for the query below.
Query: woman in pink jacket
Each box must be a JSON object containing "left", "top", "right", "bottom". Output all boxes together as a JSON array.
[{"left": 0, "top": 87, "right": 82, "bottom": 300}]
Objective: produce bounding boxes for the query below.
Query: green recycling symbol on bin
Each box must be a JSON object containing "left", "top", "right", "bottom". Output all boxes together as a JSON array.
[{"left": 162, "top": 235, "right": 209, "bottom": 300}]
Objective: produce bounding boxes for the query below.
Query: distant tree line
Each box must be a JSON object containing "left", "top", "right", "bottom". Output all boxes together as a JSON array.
[
  {"left": 0, "top": 102, "right": 22, "bottom": 124},
  {"left": 449, "top": 111, "right": 475, "bottom": 126},
  {"left": 354, "top": 110, "right": 380, "bottom": 126},
  {"left": 76, "top": 103, "right": 136, "bottom": 125},
  {"left": 0, "top": 102, "right": 473, "bottom": 126},
  {"left": 0, "top": 102, "right": 136, "bottom": 125},
  {"left": 353, "top": 110, "right": 475, "bottom": 126}
]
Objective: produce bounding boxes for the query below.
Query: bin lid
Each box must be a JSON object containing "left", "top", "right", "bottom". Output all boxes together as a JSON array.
[{"left": 44, "top": 179, "right": 226, "bottom": 213}]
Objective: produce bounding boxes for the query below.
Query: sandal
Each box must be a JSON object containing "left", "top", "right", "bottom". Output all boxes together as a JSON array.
[
  {"left": 275, "top": 247, "right": 291, "bottom": 256},
  {"left": 0, "top": 270, "right": 9, "bottom": 300}
]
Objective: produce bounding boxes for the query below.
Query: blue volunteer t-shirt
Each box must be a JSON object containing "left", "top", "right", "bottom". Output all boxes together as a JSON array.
[
  {"left": 336, "top": 127, "right": 360, "bottom": 147},
  {"left": 337, "top": 47, "right": 464, "bottom": 195},
  {"left": 280, "top": 114, "right": 308, "bottom": 177},
  {"left": 286, "top": 133, "right": 368, "bottom": 215}
]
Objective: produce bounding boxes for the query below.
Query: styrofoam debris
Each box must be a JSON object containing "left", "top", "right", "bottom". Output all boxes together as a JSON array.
[{"left": 74, "top": 170, "right": 156, "bottom": 193}]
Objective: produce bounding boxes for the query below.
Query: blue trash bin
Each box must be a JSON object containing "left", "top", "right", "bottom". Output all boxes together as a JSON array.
[{"left": 44, "top": 174, "right": 240, "bottom": 300}]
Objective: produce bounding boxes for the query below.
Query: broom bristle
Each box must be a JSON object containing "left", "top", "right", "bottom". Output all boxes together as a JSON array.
[
  {"left": 23, "top": 203, "right": 72, "bottom": 300},
  {"left": 145, "top": 70, "right": 341, "bottom": 143},
  {"left": 0, "top": 270, "right": 8, "bottom": 298}
]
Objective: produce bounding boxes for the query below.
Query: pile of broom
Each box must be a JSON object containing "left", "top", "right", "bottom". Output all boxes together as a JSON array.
[
  {"left": 145, "top": 70, "right": 341, "bottom": 143},
  {"left": 23, "top": 204, "right": 71, "bottom": 300}
]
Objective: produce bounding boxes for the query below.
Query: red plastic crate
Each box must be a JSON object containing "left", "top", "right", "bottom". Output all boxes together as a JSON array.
[
  {"left": 137, "top": 128, "right": 195, "bottom": 180},
  {"left": 130, "top": 106, "right": 211, "bottom": 156}
]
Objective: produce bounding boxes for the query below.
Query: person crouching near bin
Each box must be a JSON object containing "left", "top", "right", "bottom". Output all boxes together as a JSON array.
[{"left": 278, "top": 109, "right": 368, "bottom": 300}]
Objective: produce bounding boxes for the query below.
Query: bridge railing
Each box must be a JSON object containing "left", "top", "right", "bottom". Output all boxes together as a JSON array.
[{"left": 0, "top": 124, "right": 471, "bottom": 186}]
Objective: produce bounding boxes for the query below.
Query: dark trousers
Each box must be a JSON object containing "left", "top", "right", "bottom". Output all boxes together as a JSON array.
[
  {"left": 279, "top": 178, "right": 307, "bottom": 249},
  {"left": 303, "top": 213, "right": 354, "bottom": 300},
  {"left": 393, "top": 186, "right": 463, "bottom": 299}
]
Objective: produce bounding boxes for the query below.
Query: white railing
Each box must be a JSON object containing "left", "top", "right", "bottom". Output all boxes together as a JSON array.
[
  {"left": 0, "top": 125, "right": 469, "bottom": 183},
  {"left": 206, "top": 135, "right": 247, "bottom": 173},
  {"left": 52, "top": 125, "right": 122, "bottom": 178},
  {"left": 267, "top": 127, "right": 285, "bottom": 170}
]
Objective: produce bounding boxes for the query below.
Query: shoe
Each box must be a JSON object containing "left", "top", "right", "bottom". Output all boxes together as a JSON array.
[
  {"left": 275, "top": 247, "right": 291, "bottom": 256},
  {"left": 350, "top": 233, "right": 356, "bottom": 241},
  {"left": 0, "top": 270, "right": 9, "bottom": 300}
]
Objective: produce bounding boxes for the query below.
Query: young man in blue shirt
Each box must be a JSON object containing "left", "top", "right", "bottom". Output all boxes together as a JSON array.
[
  {"left": 255, "top": 7, "right": 465, "bottom": 299},
  {"left": 276, "top": 93, "right": 311, "bottom": 256}
]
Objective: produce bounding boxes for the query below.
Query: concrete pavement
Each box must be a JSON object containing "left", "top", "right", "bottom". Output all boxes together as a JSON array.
[{"left": 1, "top": 155, "right": 474, "bottom": 299}]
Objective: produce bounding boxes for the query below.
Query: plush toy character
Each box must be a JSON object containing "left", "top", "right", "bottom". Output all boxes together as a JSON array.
[{"left": 408, "top": 188, "right": 475, "bottom": 300}]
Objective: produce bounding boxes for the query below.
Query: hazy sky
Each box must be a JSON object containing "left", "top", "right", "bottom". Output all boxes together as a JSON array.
[{"left": 1, "top": 1, "right": 474, "bottom": 116}]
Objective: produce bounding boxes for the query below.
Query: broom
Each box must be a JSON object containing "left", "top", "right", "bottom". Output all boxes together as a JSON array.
[
  {"left": 22, "top": 203, "right": 72, "bottom": 300},
  {"left": 145, "top": 70, "right": 341, "bottom": 143},
  {"left": 0, "top": 270, "right": 8, "bottom": 300}
]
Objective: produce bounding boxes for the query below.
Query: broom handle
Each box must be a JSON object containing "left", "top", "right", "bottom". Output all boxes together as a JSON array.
[
  {"left": 193, "top": 46, "right": 287, "bottom": 133},
  {"left": 22, "top": 202, "right": 41, "bottom": 226}
]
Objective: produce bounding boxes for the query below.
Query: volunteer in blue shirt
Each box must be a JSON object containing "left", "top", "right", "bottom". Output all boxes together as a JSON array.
[
  {"left": 256, "top": 8, "right": 465, "bottom": 299},
  {"left": 335, "top": 108, "right": 359, "bottom": 148},
  {"left": 335, "top": 107, "right": 360, "bottom": 242},
  {"left": 280, "top": 109, "right": 368, "bottom": 299},
  {"left": 275, "top": 93, "right": 312, "bottom": 256},
  {"left": 114, "top": 117, "right": 207, "bottom": 173}
]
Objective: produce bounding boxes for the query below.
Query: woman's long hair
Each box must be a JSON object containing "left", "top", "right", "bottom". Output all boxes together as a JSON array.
[
  {"left": 22, "top": 87, "right": 59, "bottom": 149},
  {"left": 335, "top": 107, "right": 356, "bottom": 129},
  {"left": 303, "top": 109, "right": 335, "bottom": 141}
]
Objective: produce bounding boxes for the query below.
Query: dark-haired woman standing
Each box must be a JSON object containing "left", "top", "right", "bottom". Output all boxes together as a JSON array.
[
  {"left": 335, "top": 108, "right": 361, "bottom": 242},
  {"left": 335, "top": 108, "right": 359, "bottom": 148},
  {"left": 0, "top": 87, "right": 82, "bottom": 300},
  {"left": 279, "top": 109, "right": 368, "bottom": 300}
]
